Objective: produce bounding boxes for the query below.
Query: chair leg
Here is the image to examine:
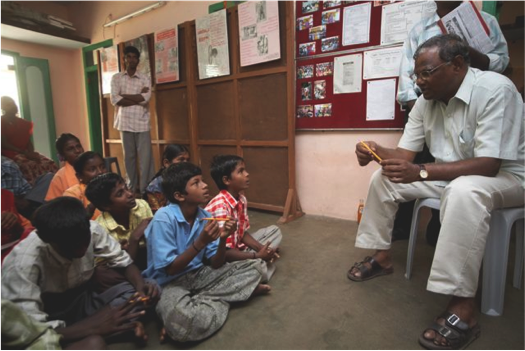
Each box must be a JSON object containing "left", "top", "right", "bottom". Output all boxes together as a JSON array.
[
  {"left": 406, "top": 200, "right": 422, "bottom": 280},
  {"left": 481, "top": 212, "right": 512, "bottom": 316},
  {"left": 513, "top": 219, "right": 524, "bottom": 289}
]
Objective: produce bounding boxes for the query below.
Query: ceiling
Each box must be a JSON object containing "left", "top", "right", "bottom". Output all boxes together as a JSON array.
[{"left": 1, "top": 23, "right": 88, "bottom": 49}]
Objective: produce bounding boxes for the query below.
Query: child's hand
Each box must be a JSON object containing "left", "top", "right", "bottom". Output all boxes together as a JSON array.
[
  {"left": 255, "top": 242, "right": 276, "bottom": 262},
  {"left": 197, "top": 220, "right": 221, "bottom": 247},
  {"left": 120, "top": 239, "right": 130, "bottom": 251},
  {"left": 131, "top": 218, "right": 152, "bottom": 243},
  {"left": 220, "top": 218, "right": 237, "bottom": 239}
]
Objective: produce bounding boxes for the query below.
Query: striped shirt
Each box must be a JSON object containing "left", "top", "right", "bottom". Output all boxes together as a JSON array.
[
  {"left": 110, "top": 71, "right": 152, "bottom": 132},
  {"left": 397, "top": 11, "right": 509, "bottom": 104},
  {"left": 205, "top": 190, "right": 250, "bottom": 250}
]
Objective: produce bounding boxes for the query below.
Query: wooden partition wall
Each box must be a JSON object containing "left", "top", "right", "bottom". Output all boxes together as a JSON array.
[{"left": 98, "top": 2, "right": 303, "bottom": 223}]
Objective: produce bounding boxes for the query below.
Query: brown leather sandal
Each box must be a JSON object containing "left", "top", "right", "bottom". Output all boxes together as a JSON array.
[{"left": 347, "top": 256, "right": 393, "bottom": 282}]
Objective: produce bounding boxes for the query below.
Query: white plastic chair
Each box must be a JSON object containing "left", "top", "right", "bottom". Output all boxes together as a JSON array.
[{"left": 405, "top": 198, "right": 524, "bottom": 316}]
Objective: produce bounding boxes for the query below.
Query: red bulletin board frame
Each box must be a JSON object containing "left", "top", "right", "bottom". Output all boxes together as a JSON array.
[{"left": 295, "top": 1, "right": 405, "bottom": 130}]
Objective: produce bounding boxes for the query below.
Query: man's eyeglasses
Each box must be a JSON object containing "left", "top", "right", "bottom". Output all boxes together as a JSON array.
[{"left": 411, "top": 61, "right": 451, "bottom": 82}]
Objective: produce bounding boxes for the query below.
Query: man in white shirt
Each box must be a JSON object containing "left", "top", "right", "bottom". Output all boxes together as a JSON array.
[
  {"left": 110, "top": 46, "right": 155, "bottom": 194},
  {"left": 348, "top": 34, "right": 524, "bottom": 349}
]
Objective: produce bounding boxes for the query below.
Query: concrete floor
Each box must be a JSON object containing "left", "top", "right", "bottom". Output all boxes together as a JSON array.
[{"left": 111, "top": 210, "right": 524, "bottom": 350}]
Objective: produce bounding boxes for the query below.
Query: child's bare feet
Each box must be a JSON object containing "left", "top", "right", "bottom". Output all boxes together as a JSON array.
[
  {"left": 159, "top": 327, "right": 167, "bottom": 343},
  {"left": 134, "top": 322, "right": 148, "bottom": 342},
  {"left": 251, "top": 284, "right": 271, "bottom": 297}
]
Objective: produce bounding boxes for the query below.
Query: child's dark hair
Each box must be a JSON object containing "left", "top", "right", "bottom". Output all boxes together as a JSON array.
[
  {"left": 55, "top": 133, "right": 81, "bottom": 155},
  {"left": 73, "top": 151, "right": 104, "bottom": 174},
  {"left": 124, "top": 45, "right": 140, "bottom": 58},
  {"left": 162, "top": 162, "right": 202, "bottom": 204},
  {"left": 33, "top": 197, "right": 90, "bottom": 246},
  {"left": 153, "top": 144, "right": 189, "bottom": 179},
  {"left": 85, "top": 172, "right": 125, "bottom": 210},
  {"left": 210, "top": 155, "right": 244, "bottom": 190}
]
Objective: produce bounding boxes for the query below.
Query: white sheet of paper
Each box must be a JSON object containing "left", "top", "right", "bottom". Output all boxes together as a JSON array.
[
  {"left": 333, "top": 53, "right": 362, "bottom": 94},
  {"left": 440, "top": 2, "right": 494, "bottom": 54},
  {"left": 342, "top": 2, "right": 371, "bottom": 46},
  {"left": 196, "top": 9, "right": 230, "bottom": 80},
  {"left": 380, "top": 1, "right": 436, "bottom": 46},
  {"left": 363, "top": 46, "right": 403, "bottom": 80},
  {"left": 366, "top": 79, "right": 396, "bottom": 121}
]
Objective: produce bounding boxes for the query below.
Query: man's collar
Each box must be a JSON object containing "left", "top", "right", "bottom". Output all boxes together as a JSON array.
[
  {"left": 124, "top": 70, "right": 140, "bottom": 78},
  {"left": 453, "top": 68, "right": 476, "bottom": 105},
  {"left": 425, "top": 13, "right": 440, "bottom": 29}
]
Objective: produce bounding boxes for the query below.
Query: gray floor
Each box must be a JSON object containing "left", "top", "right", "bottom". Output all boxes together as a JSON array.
[{"left": 111, "top": 210, "right": 524, "bottom": 350}]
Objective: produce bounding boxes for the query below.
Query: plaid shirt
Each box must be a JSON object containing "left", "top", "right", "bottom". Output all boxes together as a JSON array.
[
  {"left": 96, "top": 199, "right": 153, "bottom": 244},
  {"left": 110, "top": 71, "right": 152, "bottom": 132},
  {"left": 1, "top": 221, "right": 132, "bottom": 329},
  {"left": 1, "top": 156, "right": 31, "bottom": 196},
  {"left": 205, "top": 190, "right": 249, "bottom": 250}
]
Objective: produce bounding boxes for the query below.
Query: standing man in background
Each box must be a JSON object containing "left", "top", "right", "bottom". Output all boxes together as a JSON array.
[
  {"left": 393, "top": 1, "right": 510, "bottom": 244},
  {"left": 111, "top": 45, "right": 154, "bottom": 195}
]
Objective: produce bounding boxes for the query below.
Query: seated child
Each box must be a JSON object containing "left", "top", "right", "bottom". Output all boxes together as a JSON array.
[
  {"left": 46, "top": 133, "right": 84, "bottom": 201},
  {"left": 144, "top": 144, "right": 190, "bottom": 212},
  {"left": 1, "top": 189, "right": 33, "bottom": 263},
  {"left": 142, "top": 162, "right": 268, "bottom": 342},
  {"left": 205, "top": 155, "right": 282, "bottom": 282},
  {"left": 1, "top": 197, "right": 159, "bottom": 346},
  {"left": 63, "top": 151, "right": 106, "bottom": 219},
  {"left": 86, "top": 173, "right": 153, "bottom": 269}
]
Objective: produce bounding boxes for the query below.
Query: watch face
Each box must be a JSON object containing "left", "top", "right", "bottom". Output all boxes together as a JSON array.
[{"left": 420, "top": 169, "right": 429, "bottom": 179}]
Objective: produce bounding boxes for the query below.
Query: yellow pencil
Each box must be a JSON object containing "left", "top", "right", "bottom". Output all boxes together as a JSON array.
[
  {"left": 359, "top": 140, "right": 382, "bottom": 162},
  {"left": 200, "top": 217, "right": 231, "bottom": 221}
]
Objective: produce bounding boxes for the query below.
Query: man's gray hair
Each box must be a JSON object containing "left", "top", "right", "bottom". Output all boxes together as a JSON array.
[{"left": 413, "top": 34, "right": 470, "bottom": 65}]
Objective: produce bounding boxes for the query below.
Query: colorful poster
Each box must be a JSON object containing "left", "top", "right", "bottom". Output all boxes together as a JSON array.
[
  {"left": 297, "top": 105, "right": 314, "bottom": 118},
  {"left": 314, "top": 80, "right": 326, "bottom": 100},
  {"left": 322, "top": 9, "right": 340, "bottom": 24},
  {"left": 125, "top": 35, "right": 151, "bottom": 79},
  {"left": 154, "top": 27, "right": 179, "bottom": 84},
  {"left": 239, "top": 1, "right": 281, "bottom": 67},
  {"left": 309, "top": 25, "right": 326, "bottom": 40},
  {"left": 316, "top": 62, "right": 334, "bottom": 77},
  {"left": 196, "top": 9, "right": 230, "bottom": 80},
  {"left": 297, "top": 15, "right": 314, "bottom": 30},
  {"left": 315, "top": 103, "right": 332, "bottom": 117},
  {"left": 302, "top": 1, "right": 319, "bottom": 14},
  {"left": 297, "top": 65, "right": 314, "bottom": 79},
  {"left": 100, "top": 45, "right": 119, "bottom": 95},
  {"left": 324, "top": 1, "right": 341, "bottom": 9},
  {"left": 301, "top": 82, "right": 312, "bottom": 101},
  {"left": 321, "top": 36, "right": 339, "bottom": 52},
  {"left": 299, "top": 42, "right": 316, "bottom": 57}
]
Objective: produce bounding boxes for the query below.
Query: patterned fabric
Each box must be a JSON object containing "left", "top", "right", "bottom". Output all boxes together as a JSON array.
[
  {"left": 110, "top": 71, "right": 152, "bottom": 132},
  {"left": 144, "top": 175, "right": 167, "bottom": 212},
  {"left": 1, "top": 299, "right": 62, "bottom": 350},
  {"left": 45, "top": 162, "right": 78, "bottom": 201},
  {"left": 397, "top": 11, "right": 509, "bottom": 104},
  {"left": 96, "top": 199, "right": 152, "bottom": 245},
  {"left": 63, "top": 183, "right": 101, "bottom": 220},
  {"left": 399, "top": 68, "right": 524, "bottom": 187},
  {"left": 157, "top": 260, "right": 262, "bottom": 342},
  {"left": 1, "top": 221, "right": 133, "bottom": 328},
  {"left": 1, "top": 189, "right": 33, "bottom": 262},
  {"left": 142, "top": 203, "right": 219, "bottom": 286},
  {"left": 205, "top": 190, "right": 250, "bottom": 250},
  {"left": 1, "top": 156, "right": 31, "bottom": 196},
  {"left": 12, "top": 153, "right": 58, "bottom": 186}
]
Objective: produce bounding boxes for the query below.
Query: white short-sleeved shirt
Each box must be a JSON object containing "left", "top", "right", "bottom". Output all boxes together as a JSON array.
[{"left": 399, "top": 68, "right": 524, "bottom": 187}]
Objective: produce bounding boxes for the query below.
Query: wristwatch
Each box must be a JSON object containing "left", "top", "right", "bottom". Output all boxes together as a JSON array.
[{"left": 419, "top": 164, "right": 428, "bottom": 180}]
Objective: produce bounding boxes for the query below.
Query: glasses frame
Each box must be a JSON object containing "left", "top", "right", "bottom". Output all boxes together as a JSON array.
[{"left": 411, "top": 61, "right": 451, "bottom": 82}]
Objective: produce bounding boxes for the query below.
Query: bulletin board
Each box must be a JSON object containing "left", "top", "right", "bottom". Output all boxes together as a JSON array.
[{"left": 295, "top": 0, "right": 407, "bottom": 130}]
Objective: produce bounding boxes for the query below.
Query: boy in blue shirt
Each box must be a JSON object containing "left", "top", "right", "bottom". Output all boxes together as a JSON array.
[{"left": 143, "top": 162, "right": 268, "bottom": 342}]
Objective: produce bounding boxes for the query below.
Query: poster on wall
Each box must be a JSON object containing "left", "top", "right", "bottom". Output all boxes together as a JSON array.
[
  {"left": 363, "top": 46, "right": 403, "bottom": 80},
  {"left": 154, "top": 27, "right": 179, "bottom": 84},
  {"left": 342, "top": 2, "right": 371, "bottom": 46},
  {"left": 100, "top": 45, "right": 119, "bottom": 95},
  {"left": 333, "top": 53, "right": 362, "bottom": 94},
  {"left": 380, "top": 1, "right": 436, "bottom": 46},
  {"left": 238, "top": 1, "right": 281, "bottom": 67},
  {"left": 196, "top": 9, "right": 230, "bottom": 80},
  {"left": 124, "top": 35, "right": 152, "bottom": 79}
]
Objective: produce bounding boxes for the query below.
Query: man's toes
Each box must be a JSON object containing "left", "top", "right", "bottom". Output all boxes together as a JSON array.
[{"left": 423, "top": 329, "right": 436, "bottom": 341}]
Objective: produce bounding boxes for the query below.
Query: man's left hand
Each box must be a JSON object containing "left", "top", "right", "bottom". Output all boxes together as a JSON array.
[{"left": 381, "top": 159, "right": 420, "bottom": 183}]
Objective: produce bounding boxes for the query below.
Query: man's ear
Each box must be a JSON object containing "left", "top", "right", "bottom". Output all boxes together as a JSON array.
[
  {"left": 174, "top": 191, "right": 186, "bottom": 203},
  {"left": 451, "top": 55, "right": 465, "bottom": 72}
]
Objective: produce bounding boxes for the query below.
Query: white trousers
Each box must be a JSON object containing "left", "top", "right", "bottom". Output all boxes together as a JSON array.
[
  {"left": 120, "top": 131, "right": 155, "bottom": 193},
  {"left": 356, "top": 169, "right": 524, "bottom": 297}
]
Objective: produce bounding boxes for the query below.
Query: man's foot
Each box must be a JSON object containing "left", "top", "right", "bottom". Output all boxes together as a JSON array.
[
  {"left": 251, "top": 284, "right": 271, "bottom": 297},
  {"left": 347, "top": 250, "right": 393, "bottom": 282},
  {"left": 419, "top": 297, "right": 480, "bottom": 349},
  {"left": 134, "top": 322, "right": 148, "bottom": 343}
]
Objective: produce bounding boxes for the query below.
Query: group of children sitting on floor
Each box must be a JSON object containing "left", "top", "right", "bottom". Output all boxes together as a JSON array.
[{"left": 1, "top": 136, "right": 282, "bottom": 349}]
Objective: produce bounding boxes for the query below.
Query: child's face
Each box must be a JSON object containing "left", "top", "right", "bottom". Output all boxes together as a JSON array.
[
  {"left": 181, "top": 175, "right": 209, "bottom": 205},
  {"left": 61, "top": 139, "right": 84, "bottom": 165},
  {"left": 105, "top": 181, "right": 136, "bottom": 212},
  {"left": 79, "top": 156, "right": 107, "bottom": 184},
  {"left": 226, "top": 161, "right": 250, "bottom": 192},
  {"left": 163, "top": 152, "right": 190, "bottom": 168}
]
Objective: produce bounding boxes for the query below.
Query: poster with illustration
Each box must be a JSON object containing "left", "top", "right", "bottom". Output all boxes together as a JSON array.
[
  {"left": 239, "top": 1, "right": 281, "bottom": 67},
  {"left": 124, "top": 35, "right": 151, "bottom": 79},
  {"left": 100, "top": 45, "right": 119, "bottom": 95},
  {"left": 154, "top": 27, "right": 179, "bottom": 84},
  {"left": 196, "top": 9, "right": 230, "bottom": 79}
]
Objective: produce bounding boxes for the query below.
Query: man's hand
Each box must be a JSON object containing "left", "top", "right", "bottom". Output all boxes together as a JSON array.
[
  {"left": 131, "top": 218, "right": 152, "bottom": 243},
  {"left": 137, "top": 281, "right": 160, "bottom": 302},
  {"left": 141, "top": 87, "right": 149, "bottom": 94},
  {"left": 2, "top": 212, "right": 18, "bottom": 231},
  {"left": 220, "top": 218, "right": 237, "bottom": 239},
  {"left": 355, "top": 141, "right": 379, "bottom": 166},
  {"left": 255, "top": 242, "right": 277, "bottom": 262},
  {"left": 381, "top": 159, "right": 420, "bottom": 183}
]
